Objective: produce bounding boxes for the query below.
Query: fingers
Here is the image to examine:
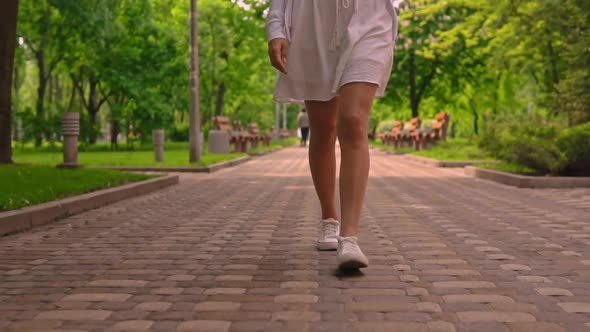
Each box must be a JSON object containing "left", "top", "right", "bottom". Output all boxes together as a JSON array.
[{"left": 268, "top": 38, "right": 288, "bottom": 75}]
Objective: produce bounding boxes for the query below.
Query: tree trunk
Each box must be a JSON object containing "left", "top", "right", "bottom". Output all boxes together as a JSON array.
[
  {"left": 215, "top": 81, "right": 225, "bottom": 116},
  {"left": 0, "top": 0, "right": 19, "bottom": 164},
  {"left": 408, "top": 50, "right": 418, "bottom": 117},
  {"left": 110, "top": 119, "right": 119, "bottom": 150},
  {"left": 189, "top": 0, "right": 202, "bottom": 162},
  {"left": 470, "top": 98, "right": 479, "bottom": 135},
  {"left": 34, "top": 50, "right": 47, "bottom": 147},
  {"left": 87, "top": 78, "right": 99, "bottom": 144}
]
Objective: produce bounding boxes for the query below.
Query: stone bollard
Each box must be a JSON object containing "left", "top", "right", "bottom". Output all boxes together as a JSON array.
[
  {"left": 208, "top": 130, "right": 230, "bottom": 154},
  {"left": 152, "top": 129, "right": 165, "bottom": 162},
  {"left": 58, "top": 112, "right": 80, "bottom": 168}
]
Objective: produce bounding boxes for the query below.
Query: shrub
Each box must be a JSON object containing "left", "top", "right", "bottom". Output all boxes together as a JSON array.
[
  {"left": 556, "top": 122, "right": 590, "bottom": 176},
  {"left": 169, "top": 123, "right": 190, "bottom": 142},
  {"left": 479, "top": 118, "right": 590, "bottom": 176},
  {"left": 478, "top": 119, "right": 568, "bottom": 175}
]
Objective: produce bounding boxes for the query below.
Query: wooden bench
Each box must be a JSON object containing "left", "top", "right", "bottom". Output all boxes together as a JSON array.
[
  {"left": 401, "top": 117, "right": 422, "bottom": 149},
  {"left": 212, "top": 116, "right": 250, "bottom": 153},
  {"left": 380, "top": 121, "right": 404, "bottom": 147},
  {"left": 248, "top": 123, "right": 271, "bottom": 148},
  {"left": 413, "top": 112, "right": 451, "bottom": 150}
]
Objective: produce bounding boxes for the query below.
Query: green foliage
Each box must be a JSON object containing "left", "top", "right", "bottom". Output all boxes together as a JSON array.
[
  {"left": 0, "top": 165, "right": 151, "bottom": 211},
  {"left": 13, "top": 148, "right": 245, "bottom": 167},
  {"left": 479, "top": 163, "right": 538, "bottom": 176},
  {"left": 478, "top": 118, "right": 590, "bottom": 176},
  {"left": 414, "top": 139, "right": 493, "bottom": 161},
  {"left": 555, "top": 122, "right": 590, "bottom": 175}
]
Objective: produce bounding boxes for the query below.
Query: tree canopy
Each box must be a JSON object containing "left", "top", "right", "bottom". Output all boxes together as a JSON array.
[{"left": 2, "top": 0, "right": 588, "bottom": 155}]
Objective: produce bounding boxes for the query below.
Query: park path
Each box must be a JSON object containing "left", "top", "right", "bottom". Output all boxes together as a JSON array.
[{"left": 1, "top": 147, "right": 589, "bottom": 332}]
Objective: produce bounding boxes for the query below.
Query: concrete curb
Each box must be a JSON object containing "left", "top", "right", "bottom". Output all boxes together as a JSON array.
[
  {"left": 97, "top": 156, "right": 252, "bottom": 173},
  {"left": 403, "top": 154, "right": 498, "bottom": 168},
  {"left": 0, "top": 175, "right": 179, "bottom": 237},
  {"left": 465, "top": 166, "right": 590, "bottom": 188}
]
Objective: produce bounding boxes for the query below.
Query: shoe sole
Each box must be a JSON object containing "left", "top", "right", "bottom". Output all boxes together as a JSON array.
[
  {"left": 316, "top": 241, "right": 338, "bottom": 251},
  {"left": 338, "top": 258, "right": 369, "bottom": 269}
]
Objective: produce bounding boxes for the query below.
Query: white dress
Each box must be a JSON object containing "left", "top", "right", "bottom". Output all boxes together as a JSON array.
[{"left": 266, "top": 0, "right": 399, "bottom": 102}]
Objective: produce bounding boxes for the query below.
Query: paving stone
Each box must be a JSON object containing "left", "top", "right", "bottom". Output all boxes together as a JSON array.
[
  {"left": 457, "top": 311, "right": 536, "bottom": 322},
  {"left": 517, "top": 276, "right": 552, "bottom": 283},
  {"left": 271, "top": 311, "right": 321, "bottom": 321},
  {"left": 87, "top": 280, "right": 148, "bottom": 287},
  {"left": 280, "top": 281, "right": 319, "bottom": 289},
  {"left": 486, "top": 254, "right": 515, "bottom": 260},
  {"left": 35, "top": 309, "right": 112, "bottom": 320},
  {"left": 111, "top": 320, "right": 154, "bottom": 331},
  {"left": 442, "top": 295, "right": 515, "bottom": 303},
  {"left": 414, "top": 259, "right": 467, "bottom": 265},
  {"left": 61, "top": 293, "right": 132, "bottom": 302},
  {"left": 178, "top": 320, "right": 231, "bottom": 331},
  {"left": 345, "top": 302, "right": 417, "bottom": 312},
  {"left": 500, "top": 264, "right": 531, "bottom": 271},
  {"left": 348, "top": 322, "right": 428, "bottom": 332},
  {"left": 343, "top": 289, "right": 405, "bottom": 296},
  {"left": 134, "top": 301, "right": 172, "bottom": 312},
  {"left": 274, "top": 295, "right": 318, "bottom": 304},
  {"left": 557, "top": 302, "right": 590, "bottom": 313},
  {"left": 194, "top": 302, "right": 241, "bottom": 311},
  {"left": 423, "top": 269, "right": 480, "bottom": 276},
  {"left": 427, "top": 321, "right": 457, "bottom": 332},
  {"left": 204, "top": 288, "right": 247, "bottom": 295},
  {"left": 433, "top": 281, "right": 496, "bottom": 289},
  {"left": 1, "top": 148, "right": 589, "bottom": 331},
  {"left": 508, "top": 322, "right": 566, "bottom": 332},
  {"left": 535, "top": 288, "right": 573, "bottom": 297}
]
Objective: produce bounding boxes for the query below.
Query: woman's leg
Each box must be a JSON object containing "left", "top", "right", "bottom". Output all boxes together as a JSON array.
[
  {"left": 305, "top": 98, "right": 339, "bottom": 220},
  {"left": 337, "top": 83, "right": 378, "bottom": 237}
]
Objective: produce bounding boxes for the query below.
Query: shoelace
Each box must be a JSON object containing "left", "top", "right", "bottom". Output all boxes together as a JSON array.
[
  {"left": 323, "top": 221, "right": 339, "bottom": 237},
  {"left": 340, "top": 237, "right": 360, "bottom": 252}
]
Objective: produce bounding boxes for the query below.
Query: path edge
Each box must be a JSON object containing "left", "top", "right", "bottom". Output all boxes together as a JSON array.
[
  {"left": 465, "top": 166, "right": 590, "bottom": 188},
  {"left": 403, "top": 154, "right": 497, "bottom": 168},
  {"left": 0, "top": 175, "right": 179, "bottom": 237},
  {"left": 96, "top": 156, "right": 252, "bottom": 173}
]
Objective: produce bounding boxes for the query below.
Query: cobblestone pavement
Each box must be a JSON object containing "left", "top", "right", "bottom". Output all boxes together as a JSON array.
[{"left": 1, "top": 147, "right": 589, "bottom": 332}]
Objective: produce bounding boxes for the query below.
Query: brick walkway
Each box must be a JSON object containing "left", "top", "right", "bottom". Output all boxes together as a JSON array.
[{"left": 1, "top": 147, "right": 589, "bottom": 332}]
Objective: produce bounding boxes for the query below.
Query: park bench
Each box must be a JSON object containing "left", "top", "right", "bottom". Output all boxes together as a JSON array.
[
  {"left": 248, "top": 123, "right": 271, "bottom": 148},
  {"left": 212, "top": 116, "right": 250, "bottom": 153},
  {"left": 380, "top": 121, "right": 404, "bottom": 147},
  {"left": 412, "top": 112, "right": 451, "bottom": 150},
  {"left": 400, "top": 117, "right": 422, "bottom": 149}
]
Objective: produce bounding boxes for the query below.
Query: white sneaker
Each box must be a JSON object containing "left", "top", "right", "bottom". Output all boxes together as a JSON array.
[
  {"left": 316, "top": 218, "right": 340, "bottom": 251},
  {"left": 337, "top": 236, "right": 369, "bottom": 269}
]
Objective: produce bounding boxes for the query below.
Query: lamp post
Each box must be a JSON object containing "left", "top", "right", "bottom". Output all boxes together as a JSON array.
[{"left": 189, "top": 0, "right": 201, "bottom": 162}]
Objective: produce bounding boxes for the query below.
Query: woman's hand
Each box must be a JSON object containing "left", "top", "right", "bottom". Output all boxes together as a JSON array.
[{"left": 268, "top": 38, "right": 289, "bottom": 75}]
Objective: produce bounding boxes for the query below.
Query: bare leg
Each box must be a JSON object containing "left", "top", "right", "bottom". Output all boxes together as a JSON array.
[
  {"left": 305, "top": 98, "right": 339, "bottom": 220},
  {"left": 337, "top": 83, "right": 378, "bottom": 237}
]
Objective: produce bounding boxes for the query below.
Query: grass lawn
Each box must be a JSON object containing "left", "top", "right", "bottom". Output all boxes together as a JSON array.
[
  {"left": 0, "top": 165, "right": 153, "bottom": 211},
  {"left": 12, "top": 139, "right": 302, "bottom": 167},
  {"left": 478, "top": 163, "right": 541, "bottom": 176},
  {"left": 368, "top": 140, "right": 414, "bottom": 154},
  {"left": 412, "top": 139, "right": 495, "bottom": 161},
  {"left": 12, "top": 140, "right": 245, "bottom": 167},
  {"left": 13, "top": 150, "right": 245, "bottom": 167},
  {"left": 370, "top": 138, "right": 495, "bottom": 161}
]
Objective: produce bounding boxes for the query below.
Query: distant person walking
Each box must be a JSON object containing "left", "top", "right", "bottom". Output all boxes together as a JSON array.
[
  {"left": 297, "top": 108, "right": 310, "bottom": 147},
  {"left": 266, "top": 0, "right": 398, "bottom": 269}
]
